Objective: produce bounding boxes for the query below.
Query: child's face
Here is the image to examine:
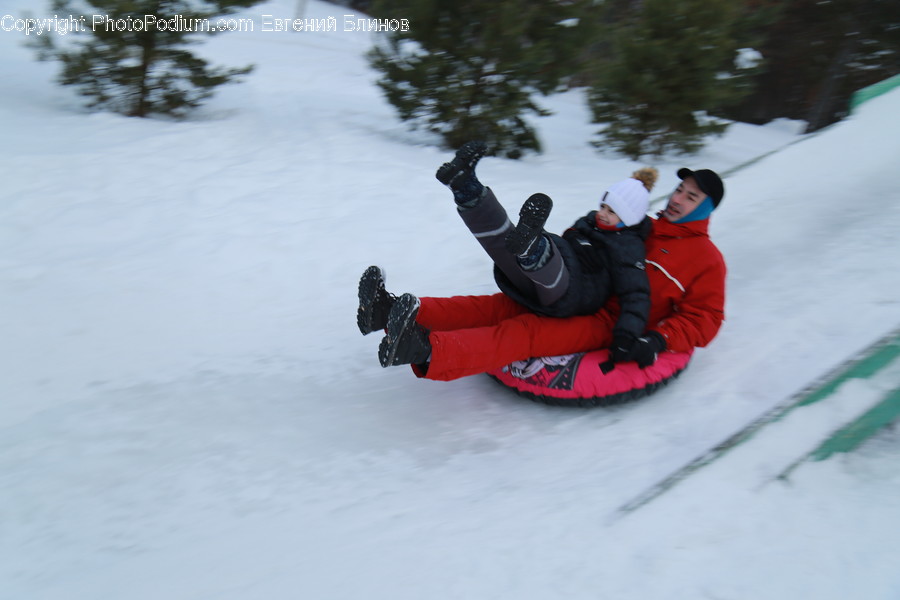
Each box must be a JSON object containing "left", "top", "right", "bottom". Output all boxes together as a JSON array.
[{"left": 596, "top": 203, "right": 621, "bottom": 227}]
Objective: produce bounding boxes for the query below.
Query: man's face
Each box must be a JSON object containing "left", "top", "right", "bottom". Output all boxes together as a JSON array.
[{"left": 662, "top": 176, "right": 707, "bottom": 222}]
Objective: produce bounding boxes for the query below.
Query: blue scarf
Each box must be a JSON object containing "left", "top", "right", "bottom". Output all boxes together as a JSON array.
[{"left": 675, "top": 197, "right": 714, "bottom": 223}]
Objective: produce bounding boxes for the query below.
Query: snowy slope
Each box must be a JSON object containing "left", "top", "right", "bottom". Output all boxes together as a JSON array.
[{"left": 2, "top": 1, "right": 900, "bottom": 598}]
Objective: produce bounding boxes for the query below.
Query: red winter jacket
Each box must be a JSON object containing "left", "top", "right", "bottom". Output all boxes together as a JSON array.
[
  {"left": 640, "top": 216, "right": 726, "bottom": 352},
  {"left": 416, "top": 216, "right": 726, "bottom": 381}
]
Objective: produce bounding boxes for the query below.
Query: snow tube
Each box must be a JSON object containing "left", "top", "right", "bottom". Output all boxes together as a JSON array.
[{"left": 487, "top": 349, "right": 692, "bottom": 408}]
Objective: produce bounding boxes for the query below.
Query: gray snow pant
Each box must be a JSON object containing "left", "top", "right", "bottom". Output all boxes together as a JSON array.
[{"left": 458, "top": 187, "right": 570, "bottom": 307}]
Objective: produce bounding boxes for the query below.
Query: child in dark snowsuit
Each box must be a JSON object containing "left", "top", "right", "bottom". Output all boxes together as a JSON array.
[{"left": 437, "top": 141, "right": 655, "bottom": 343}]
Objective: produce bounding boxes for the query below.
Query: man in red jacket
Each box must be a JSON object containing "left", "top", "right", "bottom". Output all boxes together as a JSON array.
[{"left": 358, "top": 166, "right": 726, "bottom": 382}]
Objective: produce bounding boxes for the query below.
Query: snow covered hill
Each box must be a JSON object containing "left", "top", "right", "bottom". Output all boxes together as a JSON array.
[{"left": 2, "top": 1, "right": 899, "bottom": 598}]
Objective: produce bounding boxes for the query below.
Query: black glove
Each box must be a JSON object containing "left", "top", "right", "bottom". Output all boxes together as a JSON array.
[
  {"left": 631, "top": 331, "right": 666, "bottom": 369},
  {"left": 609, "top": 334, "right": 638, "bottom": 364},
  {"left": 603, "top": 331, "right": 666, "bottom": 372},
  {"left": 600, "top": 334, "right": 638, "bottom": 374}
]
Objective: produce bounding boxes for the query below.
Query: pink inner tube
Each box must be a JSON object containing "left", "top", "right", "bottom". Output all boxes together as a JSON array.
[{"left": 487, "top": 349, "right": 693, "bottom": 407}]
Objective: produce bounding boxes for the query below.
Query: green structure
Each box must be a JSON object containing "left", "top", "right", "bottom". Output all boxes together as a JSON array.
[{"left": 850, "top": 74, "right": 900, "bottom": 112}]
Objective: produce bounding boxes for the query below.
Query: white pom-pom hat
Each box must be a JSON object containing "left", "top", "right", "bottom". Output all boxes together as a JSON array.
[{"left": 600, "top": 179, "right": 650, "bottom": 226}]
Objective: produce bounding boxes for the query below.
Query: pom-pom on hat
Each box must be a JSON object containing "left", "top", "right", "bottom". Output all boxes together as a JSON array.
[
  {"left": 631, "top": 167, "right": 659, "bottom": 193},
  {"left": 677, "top": 168, "right": 725, "bottom": 207},
  {"left": 601, "top": 178, "right": 650, "bottom": 227}
]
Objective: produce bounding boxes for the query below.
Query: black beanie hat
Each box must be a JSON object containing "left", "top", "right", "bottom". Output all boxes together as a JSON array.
[{"left": 677, "top": 168, "right": 725, "bottom": 207}]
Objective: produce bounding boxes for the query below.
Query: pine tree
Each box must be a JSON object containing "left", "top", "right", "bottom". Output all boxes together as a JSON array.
[
  {"left": 368, "top": 0, "right": 598, "bottom": 158},
  {"left": 32, "top": 0, "right": 263, "bottom": 118},
  {"left": 588, "top": 0, "right": 751, "bottom": 160},
  {"left": 724, "top": 0, "right": 900, "bottom": 132}
]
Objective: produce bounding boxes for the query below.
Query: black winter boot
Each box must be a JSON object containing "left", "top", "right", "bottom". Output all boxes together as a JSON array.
[
  {"left": 505, "top": 193, "right": 553, "bottom": 256},
  {"left": 436, "top": 141, "right": 488, "bottom": 207},
  {"left": 378, "top": 293, "right": 432, "bottom": 367},
  {"left": 357, "top": 265, "right": 396, "bottom": 335}
]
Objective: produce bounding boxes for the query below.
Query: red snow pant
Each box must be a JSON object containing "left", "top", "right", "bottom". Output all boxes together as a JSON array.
[{"left": 412, "top": 293, "right": 616, "bottom": 381}]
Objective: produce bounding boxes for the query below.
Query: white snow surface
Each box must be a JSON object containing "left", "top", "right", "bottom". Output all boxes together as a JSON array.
[{"left": 2, "top": 1, "right": 900, "bottom": 598}]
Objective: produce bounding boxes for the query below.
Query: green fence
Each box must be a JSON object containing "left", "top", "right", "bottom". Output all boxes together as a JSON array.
[
  {"left": 617, "top": 328, "right": 900, "bottom": 517},
  {"left": 850, "top": 74, "right": 900, "bottom": 112}
]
